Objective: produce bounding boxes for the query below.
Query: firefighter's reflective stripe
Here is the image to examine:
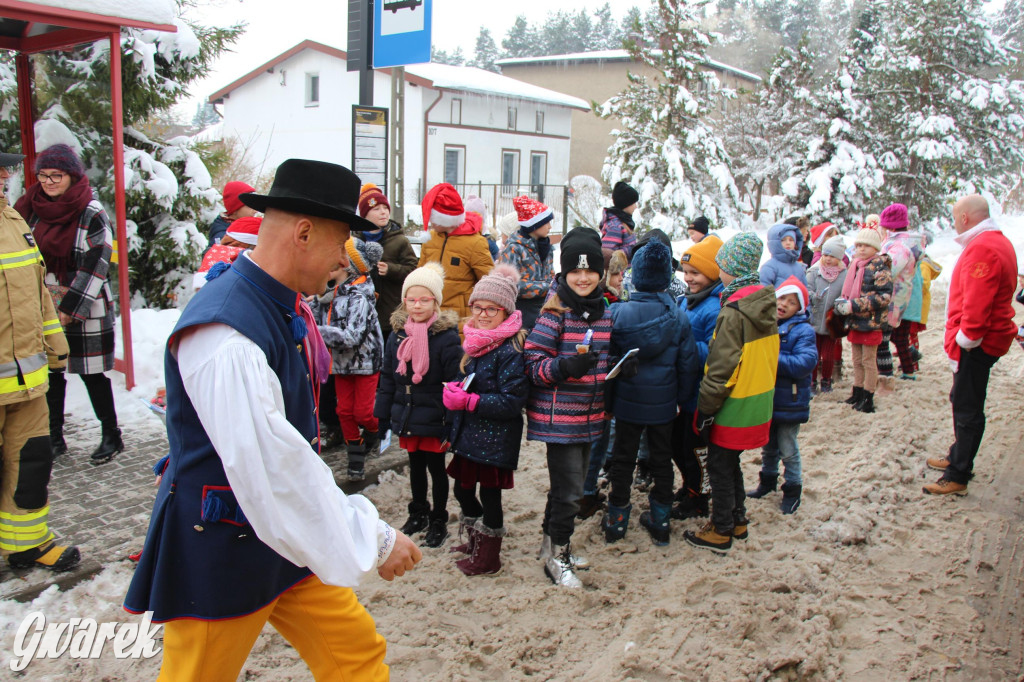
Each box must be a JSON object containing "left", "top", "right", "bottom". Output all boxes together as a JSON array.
[
  {"left": 0, "top": 247, "right": 43, "bottom": 270},
  {"left": 42, "top": 318, "right": 62, "bottom": 336},
  {"left": 0, "top": 506, "right": 53, "bottom": 551},
  {"left": 0, "top": 353, "right": 49, "bottom": 394}
]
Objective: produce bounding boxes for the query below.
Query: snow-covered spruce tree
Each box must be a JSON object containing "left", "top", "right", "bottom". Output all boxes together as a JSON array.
[
  {"left": 859, "top": 0, "right": 1024, "bottom": 223},
  {"left": 782, "top": 27, "right": 883, "bottom": 222},
  {"left": 0, "top": 11, "right": 242, "bottom": 308},
  {"left": 599, "top": 0, "right": 740, "bottom": 233},
  {"left": 722, "top": 37, "right": 818, "bottom": 222}
]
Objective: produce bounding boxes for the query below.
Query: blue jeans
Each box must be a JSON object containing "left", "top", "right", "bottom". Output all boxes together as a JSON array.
[
  {"left": 584, "top": 418, "right": 615, "bottom": 495},
  {"left": 760, "top": 421, "right": 802, "bottom": 486}
]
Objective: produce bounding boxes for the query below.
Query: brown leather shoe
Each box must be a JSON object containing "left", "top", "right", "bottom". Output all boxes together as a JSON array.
[
  {"left": 926, "top": 457, "right": 950, "bottom": 471},
  {"left": 922, "top": 479, "right": 967, "bottom": 496},
  {"left": 733, "top": 524, "right": 748, "bottom": 540}
]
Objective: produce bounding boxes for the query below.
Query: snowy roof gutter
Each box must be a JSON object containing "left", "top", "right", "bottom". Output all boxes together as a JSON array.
[{"left": 497, "top": 49, "right": 761, "bottom": 85}]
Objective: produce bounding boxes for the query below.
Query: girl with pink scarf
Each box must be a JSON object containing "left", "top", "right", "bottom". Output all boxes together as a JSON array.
[
  {"left": 375, "top": 262, "right": 462, "bottom": 549},
  {"left": 443, "top": 264, "right": 529, "bottom": 576},
  {"left": 833, "top": 229, "right": 893, "bottom": 414}
]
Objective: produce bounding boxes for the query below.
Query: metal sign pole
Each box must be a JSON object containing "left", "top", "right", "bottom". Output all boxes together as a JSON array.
[{"left": 389, "top": 66, "right": 404, "bottom": 224}]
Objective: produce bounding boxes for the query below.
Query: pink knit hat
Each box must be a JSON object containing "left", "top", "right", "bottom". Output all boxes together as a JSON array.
[
  {"left": 879, "top": 203, "right": 908, "bottom": 231},
  {"left": 469, "top": 263, "right": 519, "bottom": 313}
]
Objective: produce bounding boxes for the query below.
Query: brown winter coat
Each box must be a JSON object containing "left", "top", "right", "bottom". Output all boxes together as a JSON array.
[
  {"left": 846, "top": 254, "right": 893, "bottom": 333},
  {"left": 357, "top": 220, "right": 418, "bottom": 335},
  {"left": 418, "top": 229, "right": 493, "bottom": 320}
]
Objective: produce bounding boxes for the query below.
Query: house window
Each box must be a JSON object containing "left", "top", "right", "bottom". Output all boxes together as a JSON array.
[
  {"left": 305, "top": 73, "right": 320, "bottom": 107},
  {"left": 451, "top": 98, "right": 462, "bottom": 125},
  {"left": 530, "top": 152, "right": 547, "bottom": 200},
  {"left": 501, "top": 150, "right": 520, "bottom": 195},
  {"left": 507, "top": 107, "right": 517, "bottom": 130},
  {"left": 535, "top": 111, "right": 544, "bottom": 134},
  {"left": 444, "top": 146, "right": 465, "bottom": 185}
]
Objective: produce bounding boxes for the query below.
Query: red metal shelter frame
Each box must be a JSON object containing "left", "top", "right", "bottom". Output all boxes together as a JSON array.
[{"left": 0, "top": 0, "right": 178, "bottom": 389}]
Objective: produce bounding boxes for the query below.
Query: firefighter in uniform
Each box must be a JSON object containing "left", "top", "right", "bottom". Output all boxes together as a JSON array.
[{"left": 0, "top": 150, "right": 79, "bottom": 572}]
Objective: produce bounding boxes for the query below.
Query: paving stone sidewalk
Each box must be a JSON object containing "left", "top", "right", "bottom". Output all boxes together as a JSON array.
[{"left": 0, "top": 419, "right": 408, "bottom": 602}]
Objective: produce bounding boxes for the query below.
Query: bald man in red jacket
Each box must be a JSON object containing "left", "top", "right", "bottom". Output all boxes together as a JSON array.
[{"left": 924, "top": 195, "right": 1018, "bottom": 496}]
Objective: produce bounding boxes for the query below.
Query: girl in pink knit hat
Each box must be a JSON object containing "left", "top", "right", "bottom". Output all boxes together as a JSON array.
[{"left": 443, "top": 264, "right": 529, "bottom": 576}]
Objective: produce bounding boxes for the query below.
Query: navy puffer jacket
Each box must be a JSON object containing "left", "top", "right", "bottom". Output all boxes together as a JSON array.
[
  {"left": 449, "top": 337, "right": 528, "bottom": 469},
  {"left": 772, "top": 312, "right": 818, "bottom": 423},
  {"left": 609, "top": 291, "right": 699, "bottom": 424},
  {"left": 375, "top": 309, "right": 463, "bottom": 439}
]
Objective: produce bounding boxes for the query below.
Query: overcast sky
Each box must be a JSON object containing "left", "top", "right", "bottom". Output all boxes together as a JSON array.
[{"left": 180, "top": 0, "right": 624, "bottom": 119}]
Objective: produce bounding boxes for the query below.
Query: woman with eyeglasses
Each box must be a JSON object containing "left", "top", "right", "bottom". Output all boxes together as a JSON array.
[
  {"left": 442, "top": 264, "right": 529, "bottom": 576},
  {"left": 14, "top": 144, "right": 122, "bottom": 464}
]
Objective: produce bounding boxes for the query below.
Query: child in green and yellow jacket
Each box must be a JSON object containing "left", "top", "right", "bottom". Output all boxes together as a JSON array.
[{"left": 684, "top": 233, "right": 780, "bottom": 554}]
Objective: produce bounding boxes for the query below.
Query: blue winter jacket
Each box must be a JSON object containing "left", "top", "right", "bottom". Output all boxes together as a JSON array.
[
  {"left": 609, "top": 291, "right": 699, "bottom": 424},
  {"left": 760, "top": 223, "right": 808, "bottom": 288},
  {"left": 678, "top": 281, "right": 723, "bottom": 414},
  {"left": 772, "top": 311, "right": 818, "bottom": 423},
  {"left": 449, "top": 338, "right": 528, "bottom": 470}
]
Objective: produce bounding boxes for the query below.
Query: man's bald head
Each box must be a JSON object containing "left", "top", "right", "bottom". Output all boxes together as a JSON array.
[
  {"left": 250, "top": 208, "right": 351, "bottom": 294},
  {"left": 951, "top": 195, "right": 990, "bottom": 234}
]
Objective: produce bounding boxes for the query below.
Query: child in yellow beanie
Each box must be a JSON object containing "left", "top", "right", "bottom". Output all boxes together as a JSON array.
[{"left": 670, "top": 234, "right": 723, "bottom": 520}]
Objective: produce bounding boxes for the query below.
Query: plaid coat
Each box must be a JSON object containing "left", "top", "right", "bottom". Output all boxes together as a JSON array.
[{"left": 24, "top": 197, "right": 115, "bottom": 374}]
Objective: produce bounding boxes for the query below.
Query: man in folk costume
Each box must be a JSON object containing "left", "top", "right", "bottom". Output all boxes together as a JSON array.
[{"left": 125, "top": 160, "right": 421, "bottom": 680}]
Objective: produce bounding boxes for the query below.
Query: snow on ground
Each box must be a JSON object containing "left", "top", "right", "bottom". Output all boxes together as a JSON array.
[{"left": 2, "top": 218, "right": 1023, "bottom": 679}]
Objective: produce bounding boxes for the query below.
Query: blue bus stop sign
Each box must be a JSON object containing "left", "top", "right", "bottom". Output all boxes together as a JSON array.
[{"left": 373, "top": 0, "right": 432, "bottom": 68}]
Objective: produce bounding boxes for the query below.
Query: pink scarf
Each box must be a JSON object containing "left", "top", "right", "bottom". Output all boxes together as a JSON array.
[
  {"left": 396, "top": 312, "right": 438, "bottom": 384},
  {"left": 463, "top": 310, "right": 523, "bottom": 358},
  {"left": 841, "top": 258, "right": 869, "bottom": 300},
  {"left": 819, "top": 260, "right": 845, "bottom": 283},
  {"left": 298, "top": 299, "right": 332, "bottom": 385}
]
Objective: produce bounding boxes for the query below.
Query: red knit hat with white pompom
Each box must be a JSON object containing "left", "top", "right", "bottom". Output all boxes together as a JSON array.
[
  {"left": 469, "top": 263, "right": 520, "bottom": 313},
  {"left": 421, "top": 182, "right": 465, "bottom": 231}
]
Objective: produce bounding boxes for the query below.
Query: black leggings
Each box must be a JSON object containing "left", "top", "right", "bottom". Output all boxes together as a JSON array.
[
  {"left": 408, "top": 450, "right": 448, "bottom": 519},
  {"left": 453, "top": 484, "right": 503, "bottom": 529}
]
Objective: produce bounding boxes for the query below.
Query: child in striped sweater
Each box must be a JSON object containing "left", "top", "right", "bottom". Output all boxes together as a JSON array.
[{"left": 525, "top": 227, "right": 612, "bottom": 588}]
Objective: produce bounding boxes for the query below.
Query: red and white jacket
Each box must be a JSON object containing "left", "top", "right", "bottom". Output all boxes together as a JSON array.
[{"left": 944, "top": 220, "right": 1018, "bottom": 362}]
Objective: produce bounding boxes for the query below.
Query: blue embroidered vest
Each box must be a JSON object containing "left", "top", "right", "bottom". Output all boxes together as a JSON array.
[{"left": 125, "top": 256, "right": 319, "bottom": 621}]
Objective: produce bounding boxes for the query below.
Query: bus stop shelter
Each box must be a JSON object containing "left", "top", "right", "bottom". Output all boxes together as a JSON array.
[{"left": 0, "top": 0, "right": 178, "bottom": 389}]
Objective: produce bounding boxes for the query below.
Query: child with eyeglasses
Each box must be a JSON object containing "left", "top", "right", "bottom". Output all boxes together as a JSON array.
[
  {"left": 375, "top": 262, "right": 462, "bottom": 548},
  {"left": 442, "top": 264, "right": 529, "bottom": 576}
]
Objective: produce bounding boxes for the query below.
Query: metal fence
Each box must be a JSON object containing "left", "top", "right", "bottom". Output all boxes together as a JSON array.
[{"left": 418, "top": 182, "right": 570, "bottom": 234}]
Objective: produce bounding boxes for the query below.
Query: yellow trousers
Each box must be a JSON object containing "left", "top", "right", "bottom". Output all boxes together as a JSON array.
[
  {"left": 0, "top": 396, "right": 54, "bottom": 555},
  {"left": 158, "top": 575, "right": 389, "bottom": 681}
]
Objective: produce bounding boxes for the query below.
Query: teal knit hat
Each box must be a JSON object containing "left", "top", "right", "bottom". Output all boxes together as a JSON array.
[{"left": 716, "top": 233, "right": 763, "bottom": 277}]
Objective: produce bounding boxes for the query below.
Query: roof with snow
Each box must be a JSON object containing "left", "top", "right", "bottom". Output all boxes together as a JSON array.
[
  {"left": 496, "top": 50, "right": 761, "bottom": 84},
  {"left": 403, "top": 62, "right": 589, "bottom": 110},
  {"left": 0, "top": 0, "right": 175, "bottom": 29},
  {"left": 0, "top": 0, "right": 177, "bottom": 49},
  {"left": 209, "top": 40, "right": 589, "bottom": 110}
]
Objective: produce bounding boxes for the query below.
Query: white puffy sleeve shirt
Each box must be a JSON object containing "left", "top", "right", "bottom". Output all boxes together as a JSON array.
[{"left": 175, "top": 323, "right": 395, "bottom": 587}]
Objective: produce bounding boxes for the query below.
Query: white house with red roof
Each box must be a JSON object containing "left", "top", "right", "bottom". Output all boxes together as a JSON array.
[{"left": 208, "top": 40, "right": 589, "bottom": 227}]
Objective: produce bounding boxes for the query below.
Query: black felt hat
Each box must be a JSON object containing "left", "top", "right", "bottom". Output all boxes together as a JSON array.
[
  {"left": 0, "top": 151, "right": 25, "bottom": 167},
  {"left": 240, "top": 159, "right": 376, "bottom": 231}
]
